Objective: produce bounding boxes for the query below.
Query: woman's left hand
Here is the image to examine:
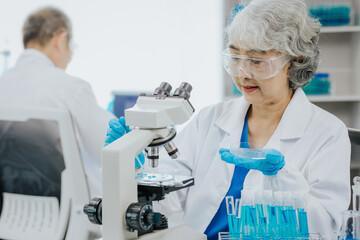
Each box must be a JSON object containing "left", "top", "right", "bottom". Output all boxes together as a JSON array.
[{"left": 219, "top": 148, "right": 285, "bottom": 175}]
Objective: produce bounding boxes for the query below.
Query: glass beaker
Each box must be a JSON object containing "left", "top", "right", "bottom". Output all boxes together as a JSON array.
[
  {"left": 340, "top": 210, "right": 360, "bottom": 239},
  {"left": 352, "top": 176, "right": 360, "bottom": 212}
]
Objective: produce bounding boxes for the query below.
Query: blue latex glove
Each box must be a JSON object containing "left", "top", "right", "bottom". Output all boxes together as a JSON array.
[
  {"left": 105, "top": 117, "right": 145, "bottom": 168},
  {"left": 219, "top": 148, "right": 285, "bottom": 175}
]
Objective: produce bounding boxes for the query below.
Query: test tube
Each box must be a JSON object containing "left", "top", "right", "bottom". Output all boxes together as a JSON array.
[
  {"left": 274, "top": 191, "right": 285, "bottom": 238},
  {"left": 234, "top": 198, "right": 241, "bottom": 236},
  {"left": 283, "top": 191, "right": 296, "bottom": 238},
  {"left": 264, "top": 190, "right": 277, "bottom": 237},
  {"left": 240, "top": 190, "right": 256, "bottom": 238},
  {"left": 240, "top": 190, "right": 249, "bottom": 236},
  {"left": 341, "top": 210, "right": 360, "bottom": 240},
  {"left": 294, "top": 191, "right": 309, "bottom": 238},
  {"left": 352, "top": 176, "right": 360, "bottom": 212},
  {"left": 226, "top": 196, "right": 235, "bottom": 236},
  {"left": 255, "top": 192, "right": 267, "bottom": 239}
]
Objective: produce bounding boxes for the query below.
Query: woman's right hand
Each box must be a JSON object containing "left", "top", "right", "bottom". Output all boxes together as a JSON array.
[{"left": 105, "top": 117, "right": 145, "bottom": 168}]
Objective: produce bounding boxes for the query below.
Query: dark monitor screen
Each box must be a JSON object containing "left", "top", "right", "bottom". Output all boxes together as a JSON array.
[
  {"left": 112, "top": 92, "right": 140, "bottom": 118},
  {"left": 0, "top": 119, "right": 65, "bottom": 214}
]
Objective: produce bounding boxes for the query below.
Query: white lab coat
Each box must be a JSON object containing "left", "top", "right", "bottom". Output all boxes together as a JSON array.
[
  {"left": 0, "top": 49, "right": 114, "bottom": 197},
  {"left": 153, "top": 88, "right": 350, "bottom": 236}
]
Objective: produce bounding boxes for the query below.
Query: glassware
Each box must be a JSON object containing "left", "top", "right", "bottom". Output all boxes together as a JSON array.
[
  {"left": 352, "top": 176, "right": 360, "bottom": 211},
  {"left": 340, "top": 210, "right": 360, "bottom": 240},
  {"left": 226, "top": 196, "right": 236, "bottom": 236},
  {"left": 217, "top": 232, "right": 323, "bottom": 239},
  {"left": 230, "top": 142, "right": 266, "bottom": 160}
]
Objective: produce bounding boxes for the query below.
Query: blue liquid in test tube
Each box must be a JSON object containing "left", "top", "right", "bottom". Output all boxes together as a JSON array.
[
  {"left": 234, "top": 198, "right": 241, "bottom": 235},
  {"left": 298, "top": 209, "right": 309, "bottom": 238},
  {"left": 256, "top": 204, "right": 267, "bottom": 238},
  {"left": 225, "top": 196, "right": 236, "bottom": 236},
  {"left": 288, "top": 208, "right": 298, "bottom": 238}
]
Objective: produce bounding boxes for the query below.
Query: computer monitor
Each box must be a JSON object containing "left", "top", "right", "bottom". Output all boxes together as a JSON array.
[
  {"left": 111, "top": 91, "right": 141, "bottom": 118},
  {"left": 0, "top": 118, "right": 65, "bottom": 214}
]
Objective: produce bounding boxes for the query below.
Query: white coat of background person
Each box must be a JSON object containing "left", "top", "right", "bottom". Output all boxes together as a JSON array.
[
  {"left": 105, "top": 0, "right": 351, "bottom": 238},
  {"left": 0, "top": 7, "right": 114, "bottom": 197}
]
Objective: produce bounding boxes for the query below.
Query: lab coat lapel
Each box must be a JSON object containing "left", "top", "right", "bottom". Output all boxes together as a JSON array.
[
  {"left": 243, "top": 88, "right": 313, "bottom": 191},
  {"left": 215, "top": 97, "right": 250, "bottom": 142},
  {"left": 214, "top": 97, "right": 251, "bottom": 179},
  {"left": 216, "top": 98, "right": 249, "bottom": 182},
  {"left": 265, "top": 88, "right": 312, "bottom": 149}
]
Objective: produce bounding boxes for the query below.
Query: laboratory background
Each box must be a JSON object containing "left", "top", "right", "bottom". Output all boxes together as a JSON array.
[
  {"left": 1, "top": 0, "right": 360, "bottom": 239},
  {"left": 0, "top": 0, "right": 223, "bottom": 112}
]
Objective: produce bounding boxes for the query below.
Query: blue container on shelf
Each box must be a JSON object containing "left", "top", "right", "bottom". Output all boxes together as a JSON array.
[
  {"left": 309, "top": 4, "right": 351, "bottom": 26},
  {"left": 229, "top": 4, "right": 244, "bottom": 24},
  {"left": 303, "top": 73, "right": 331, "bottom": 95}
]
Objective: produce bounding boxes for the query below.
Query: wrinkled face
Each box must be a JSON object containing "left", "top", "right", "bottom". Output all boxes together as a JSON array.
[{"left": 225, "top": 44, "right": 291, "bottom": 106}]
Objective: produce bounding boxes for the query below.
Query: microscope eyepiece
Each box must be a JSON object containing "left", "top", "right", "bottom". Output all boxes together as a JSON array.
[
  {"left": 174, "top": 82, "right": 192, "bottom": 99},
  {"left": 154, "top": 82, "right": 172, "bottom": 96}
]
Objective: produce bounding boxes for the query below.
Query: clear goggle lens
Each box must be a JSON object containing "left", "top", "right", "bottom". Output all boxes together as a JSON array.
[{"left": 222, "top": 48, "right": 287, "bottom": 80}]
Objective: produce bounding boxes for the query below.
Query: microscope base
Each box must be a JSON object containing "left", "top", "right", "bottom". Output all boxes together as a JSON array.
[
  {"left": 138, "top": 224, "right": 206, "bottom": 240},
  {"left": 95, "top": 224, "right": 206, "bottom": 240}
]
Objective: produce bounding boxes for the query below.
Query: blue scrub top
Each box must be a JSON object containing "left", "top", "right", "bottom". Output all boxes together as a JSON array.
[{"left": 204, "top": 115, "right": 250, "bottom": 240}]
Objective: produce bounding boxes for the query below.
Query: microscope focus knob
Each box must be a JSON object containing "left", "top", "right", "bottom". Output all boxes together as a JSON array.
[
  {"left": 83, "top": 197, "right": 102, "bottom": 225},
  {"left": 146, "top": 212, "right": 162, "bottom": 225},
  {"left": 125, "top": 202, "right": 162, "bottom": 232}
]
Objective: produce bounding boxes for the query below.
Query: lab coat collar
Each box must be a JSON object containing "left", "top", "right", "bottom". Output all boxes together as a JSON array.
[
  {"left": 276, "top": 88, "right": 312, "bottom": 140},
  {"left": 214, "top": 97, "right": 250, "bottom": 137},
  {"left": 215, "top": 88, "right": 312, "bottom": 141},
  {"left": 16, "top": 48, "right": 55, "bottom": 68},
  {"left": 215, "top": 97, "right": 249, "bottom": 150}
]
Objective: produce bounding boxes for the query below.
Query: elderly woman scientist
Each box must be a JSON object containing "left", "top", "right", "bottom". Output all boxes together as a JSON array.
[{"left": 105, "top": 0, "right": 350, "bottom": 238}]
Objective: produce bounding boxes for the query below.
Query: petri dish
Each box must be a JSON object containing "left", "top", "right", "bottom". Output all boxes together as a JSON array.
[
  {"left": 230, "top": 142, "right": 266, "bottom": 160},
  {"left": 136, "top": 173, "right": 174, "bottom": 183}
]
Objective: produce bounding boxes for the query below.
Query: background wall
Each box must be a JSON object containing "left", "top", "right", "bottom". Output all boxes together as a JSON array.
[{"left": 0, "top": 0, "right": 224, "bottom": 112}]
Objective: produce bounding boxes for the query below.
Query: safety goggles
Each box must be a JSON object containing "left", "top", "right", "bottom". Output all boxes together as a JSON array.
[{"left": 222, "top": 48, "right": 288, "bottom": 80}]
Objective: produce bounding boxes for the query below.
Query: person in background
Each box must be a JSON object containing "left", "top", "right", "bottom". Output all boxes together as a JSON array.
[{"left": 0, "top": 7, "right": 114, "bottom": 197}]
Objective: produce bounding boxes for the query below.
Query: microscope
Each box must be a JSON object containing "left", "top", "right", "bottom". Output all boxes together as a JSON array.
[{"left": 84, "top": 82, "right": 206, "bottom": 240}]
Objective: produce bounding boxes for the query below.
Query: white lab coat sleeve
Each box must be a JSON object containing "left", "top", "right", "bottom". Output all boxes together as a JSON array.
[
  {"left": 260, "top": 124, "right": 351, "bottom": 235},
  {"left": 68, "top": 80, "right": 115, "bottom": 196},
  {"left": 70, "top": 81, "right": 115, "bottom": 165},
  {"left": 152, "top": 113, "right": 200, "bottom": 216}
]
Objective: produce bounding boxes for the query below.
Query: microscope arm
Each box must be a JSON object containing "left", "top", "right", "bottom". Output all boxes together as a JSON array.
[{"left": 102, "top": 128, "right": 170, "bottom": 240}]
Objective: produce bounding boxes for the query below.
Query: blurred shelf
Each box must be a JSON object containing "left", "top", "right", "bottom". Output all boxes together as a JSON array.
[
  {"left": 307, "top": 95, "right": 360, "bottom": 102},
  {"left": 351, "top": 163, "right": 360, "bottom": 169},
  {"left": 321, "top": 26, "right": 360, "bottom": 33}
]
